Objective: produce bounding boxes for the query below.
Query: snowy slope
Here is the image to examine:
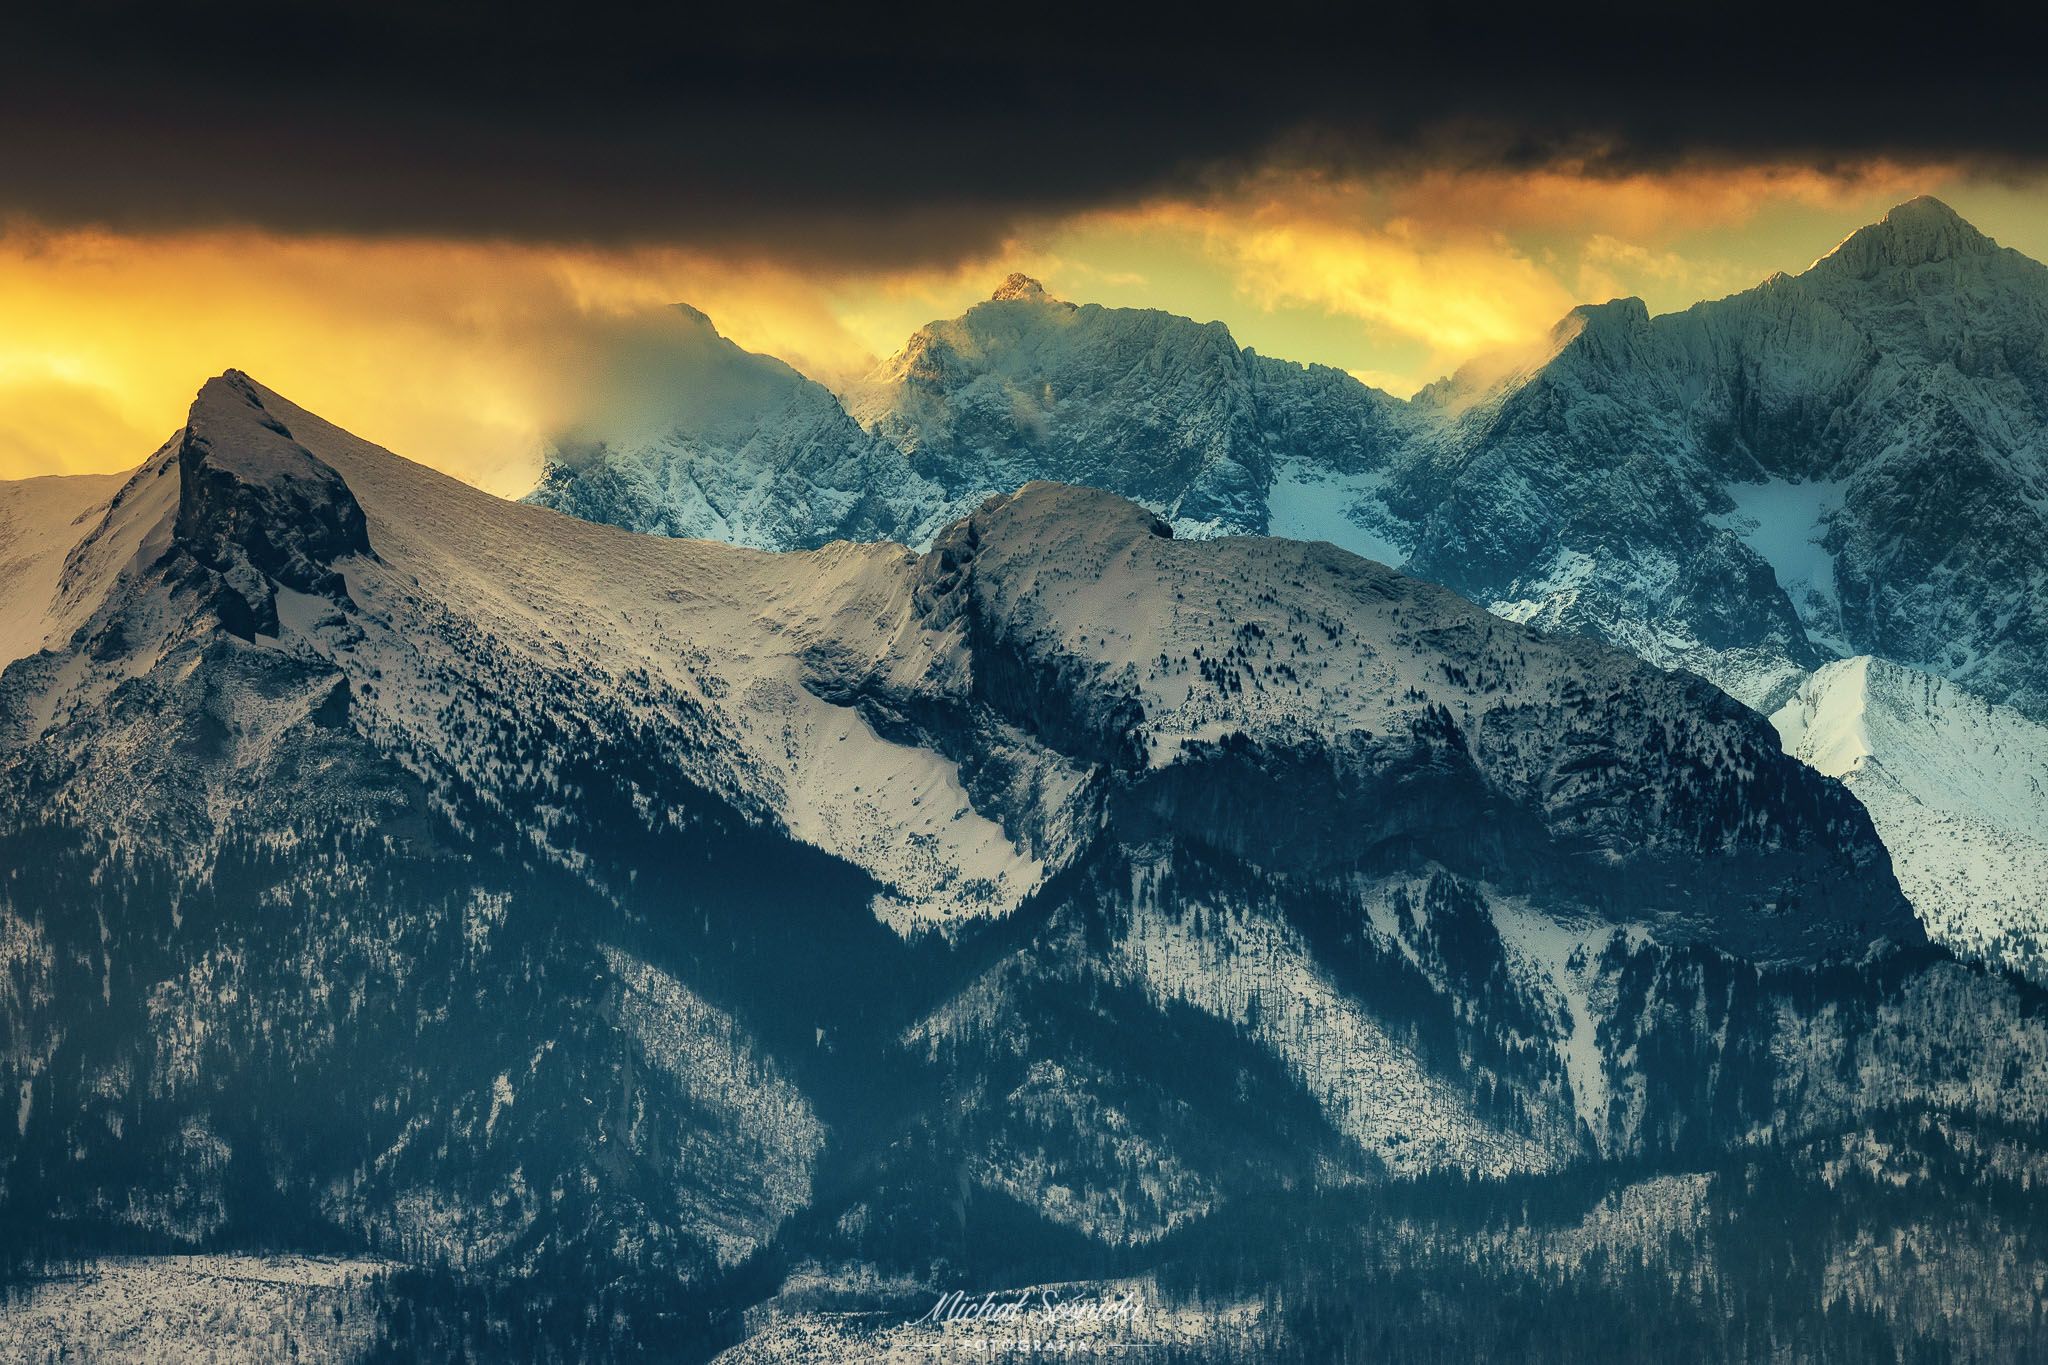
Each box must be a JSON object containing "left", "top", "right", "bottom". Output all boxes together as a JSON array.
[
  {"left": 1705, "top": 478, "right": 1852, "bottom": 655},
  {"left": 1774, "top": 657, "right": 2048, "bottom": 974},
  {"left": 0, "top": 469, "right": 128, "bottom": 669},
  {"left": 1263, "top": 462, "right": 1407, "bottom": 566},
  {"left": 0, "top": 1257, "right": 395, "bottom": 1364},
  {"left": 203, "top": 373, "right": 1050, "bottom": 928}
]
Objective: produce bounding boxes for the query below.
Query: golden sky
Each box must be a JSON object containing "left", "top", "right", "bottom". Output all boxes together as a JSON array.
[{"left": 5, "top": 162, "right": 2045, "bottom": 493}]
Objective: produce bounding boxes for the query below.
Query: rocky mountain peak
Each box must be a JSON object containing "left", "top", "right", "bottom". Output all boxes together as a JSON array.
[
  {"left": 669, "top": 300, "right": 721, "bottom": 333},
  {"left": 1544, "top": 295, "right": 1653, "bottom": 371},
  {"left": 1813, "top": 195, "right": 1998, "bottom": 277},
  {"left": 1574, "top": 295, "right": 1651, "bottom": 324},
  {"left": 990, "top": 272, "right": 1051, "bottom": 302},
  {"left": 1560, "top": 296, "right": 1651, "bottom": 338},
  {"left": 172, "top": 371, "right": 371, "bottom": 635}
]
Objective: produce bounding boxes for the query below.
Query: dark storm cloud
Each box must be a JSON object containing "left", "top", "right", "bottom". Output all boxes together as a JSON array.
[{"left": 3, "top": 0, "right": 2044, "bottom": 266}]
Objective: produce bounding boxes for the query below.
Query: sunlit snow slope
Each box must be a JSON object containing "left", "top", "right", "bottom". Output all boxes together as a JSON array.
[
  {"left": 1774, "top": 657, "right": 2048, "bottom": 974},
  {"left": 0, "top": 469, "right": 128, "bottom": 669}
]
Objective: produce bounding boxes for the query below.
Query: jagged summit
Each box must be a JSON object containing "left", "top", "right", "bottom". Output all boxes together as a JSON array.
[
  {"left": 190, "top": 371, "right": 311, "bottom": 447},
  {"left": 1813, "top": 195, "right": 1999, "bottom": 276},
  {"left": 669, "top": 300, "right": 721, "bottom": 332},
  {"left": 842, "top": 278, "right": 1408, "bottom": 538},
  {"left": 173, "top": 371, "right": 372, "bottom": 636},
  {"left": 1565, "top": 296, "right": 1652, "bottom": 328},
  {"left": 182, "top": 371, "right": 357, "bottom": 504},
  {"left": 1557, "top": 299, "right": 1658, "bottom": 381},
  {"left": 989, "top": 272, "right": 1051, "bottom": 302},
  {"left": 1553, "top": 296, "right": 1652, "bottom": 355},
  {"left": 522, "top": 300, "right": 947, "bottom": 547}
]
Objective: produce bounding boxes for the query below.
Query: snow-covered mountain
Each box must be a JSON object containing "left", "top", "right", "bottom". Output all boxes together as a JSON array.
[
  {"left": 9, "top": 374, "right": 1915, "bottom": 965},
  {"left": 12, "top": 375, "right": 2044, "bottom": 1356},
  {"left": 1407, "top": 197, "right": 2048, "bottom": 719},
  {"left": 842, "top": 273, "right": 1416, "bottom": 537},
  {"left": 1773, "top": 656, "right": 2048, "bottom": 977},
  {"left": 524, "top": 303, "right": 950, "bottom": 549},
  {"left": 511, "top": 202, "right": 2048, "bottom": 986},
  {"left": 531, "top": 275, "right": 1416, "bottom": 549},
  {"left": 531, "top": 201, "right": 2048, "bottom": 736}
]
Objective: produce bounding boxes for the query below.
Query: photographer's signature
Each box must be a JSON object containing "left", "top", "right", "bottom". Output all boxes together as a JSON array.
[{"left": 913, "top": 1285, "right": 1146, "bottom": 1329}]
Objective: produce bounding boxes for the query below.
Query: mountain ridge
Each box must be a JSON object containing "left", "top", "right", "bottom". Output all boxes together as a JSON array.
[
  {"left": 9, "top": 373, "right": 2048, "bottom": 1359},
  {"left": 525, "top": 197, "right": 2048, "bottom": 731},
  {"left": 1810, "top": 194, "right": 2002, "bottom": 276},
  {"left": 503, "top": 198, "right": 2048, "bottom": 979}
]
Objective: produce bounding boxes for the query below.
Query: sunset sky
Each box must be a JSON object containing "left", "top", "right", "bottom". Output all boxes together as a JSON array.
[{"left": 5, "top": 2, "right": 2046, "bottom": 491}]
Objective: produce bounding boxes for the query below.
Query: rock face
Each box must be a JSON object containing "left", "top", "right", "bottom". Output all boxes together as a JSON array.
[
  {"left": 172, "top": 371, "right": 373, "bottom": 636},
  {"left": 841, "top": 277, "right": 1414, "bottom": 535},
  {"left": 1404, "top": 197, "right": 2048, "bottom": 718}
]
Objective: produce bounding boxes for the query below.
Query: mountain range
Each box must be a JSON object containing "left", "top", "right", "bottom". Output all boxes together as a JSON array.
[
  {"left": 536, "top": 200, "right": 2048, "bottom": 722},
  {"left": 527, "top": 197, "right": 2048, "bottom": 983},
  {"left": 5, "top": 368, "right": 2043, "bottom": 1357}
]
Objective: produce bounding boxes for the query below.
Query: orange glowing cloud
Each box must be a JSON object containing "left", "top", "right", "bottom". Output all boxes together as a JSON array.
[
  {"left": 1138, "top": 198, "right": 1581, "bottom": 366},
  {"left": 1052, "top": 159, "right": 1982, "bottom": 392},
  {"left": 0, "top": 227, "right": 918, "bottom": 490},
  {"left": 1375, "top": 161, "right": 1953, "bottom": 240},
  {"left": 0, "top": 159, "right": 2032, "bottom": 488}
]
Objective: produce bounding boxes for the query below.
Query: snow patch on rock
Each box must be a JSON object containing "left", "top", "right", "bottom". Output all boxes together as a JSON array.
[{"left": 0, "top": 1256, "right": 394, "bottom": 1363}]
